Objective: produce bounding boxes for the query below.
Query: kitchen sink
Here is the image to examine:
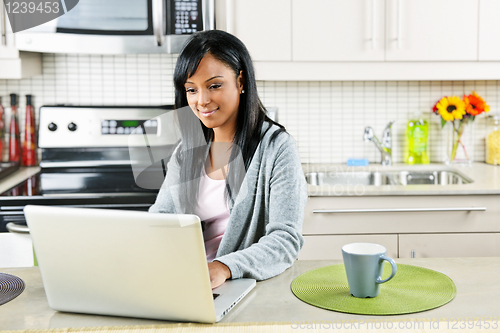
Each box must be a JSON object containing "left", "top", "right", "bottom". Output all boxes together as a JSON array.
[{"left": 304, "top": 169, "right": 473, "bottom": 186}]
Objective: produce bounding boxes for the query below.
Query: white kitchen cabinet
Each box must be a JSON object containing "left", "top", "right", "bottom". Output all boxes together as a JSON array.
[
  {"left": 385, "top": 0, "right": 478, "bottom": 61},
  {"left": 301, "top": 195, "right": 500, "bottom": 259},
  {"left": 399, "top": 233, "right": 500, "bottom": 258},
  {"left": 478, "top": 0, "right": 500, "bottom": 60},
  {"left": 291, "top": 0, "right": 478, "bottom": 62},
  {"left": 292, "top": 0, "right": 385, "bottom": 61},
  {"left": 0, "top": 3, "right": 42, "bottom": 79},
  {"left": 220, "top": 0, "right": 291, "bottom": 61},
  {"left": 218, "top": 0, "right": 500, "bottom": 80},
  {"left": 303, "top": 195, "right": 498, "bottom": 235},
  {"left": 299, "top": 234, "right": 397, "bottom": 260}
]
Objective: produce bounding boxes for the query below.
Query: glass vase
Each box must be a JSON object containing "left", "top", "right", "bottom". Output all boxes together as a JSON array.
[{"left": 445, "top": 119, "right": 474, "bottom": 166}]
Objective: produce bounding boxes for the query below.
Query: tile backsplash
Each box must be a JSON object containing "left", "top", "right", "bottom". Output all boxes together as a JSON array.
[{"left": 0, "top": 53, "right": 497, "bottom": 164}]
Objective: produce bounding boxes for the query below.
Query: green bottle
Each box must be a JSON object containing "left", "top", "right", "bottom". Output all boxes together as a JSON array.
[{"left": 406, "top": 116, "right": 429, "bottom": 164}]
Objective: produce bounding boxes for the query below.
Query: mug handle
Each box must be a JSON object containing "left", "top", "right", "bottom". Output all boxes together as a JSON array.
[{"left": 376, "top": 256, "right": 397, "bottom": 284}]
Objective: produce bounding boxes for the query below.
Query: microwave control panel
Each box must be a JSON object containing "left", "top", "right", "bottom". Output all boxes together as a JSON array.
[{"left": 170, "top": 0, "right": 203, "bottom": 35}]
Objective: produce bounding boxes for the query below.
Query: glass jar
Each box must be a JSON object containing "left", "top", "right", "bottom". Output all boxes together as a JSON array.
[{"left": 486, "top": 115, "right": 500, "bottom": 165}]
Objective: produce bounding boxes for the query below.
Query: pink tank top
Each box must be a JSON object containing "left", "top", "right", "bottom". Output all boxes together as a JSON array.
[{"left": 194, "top": 167, "right": 230, "bottom": 262}]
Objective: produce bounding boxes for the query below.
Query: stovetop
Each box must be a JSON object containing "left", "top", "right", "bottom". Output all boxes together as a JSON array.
[
  {"left": 1, "top": 166, "right": 160, "bottom": 197},
  {"left": 0, "top": 167, "right": 161, "bottom": 231},
  {"left": 0, "top": 105, "right": 175, "bottom": 232}
]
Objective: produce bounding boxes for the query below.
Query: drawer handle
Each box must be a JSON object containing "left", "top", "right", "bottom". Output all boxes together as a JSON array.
[
  {"left": 225, "top": 0, "right": 234, "bottom": 34},
  {"left": 371, "top": 0, "right": 376, "bottom": 49},
  {"left": 313, "top": 207, "right": 487, "bottom": 213},
  {"left": 397, "top": 0, "right": 402, "bottom": 49}
]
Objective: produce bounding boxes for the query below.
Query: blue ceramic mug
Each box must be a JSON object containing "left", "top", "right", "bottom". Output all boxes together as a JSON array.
[{"left": 342, "top": 243, "right": 397, "bottom": 298}]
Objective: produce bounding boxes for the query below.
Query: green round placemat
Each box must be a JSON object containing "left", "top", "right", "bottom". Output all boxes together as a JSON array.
[{"left": 291, "top": 263, "right": 456, "bottom": 315}]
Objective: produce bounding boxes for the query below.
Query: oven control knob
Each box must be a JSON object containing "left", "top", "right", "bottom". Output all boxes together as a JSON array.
[
  {"left": 68, "top": 122, "right": 78, "bottom": 131},
  {"left": 48, "top": 122, "right": 58, "bottom": 131}
]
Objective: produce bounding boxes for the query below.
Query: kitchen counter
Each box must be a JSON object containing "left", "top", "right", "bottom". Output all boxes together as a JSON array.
[
  {"left": 0, "top": 166, "right": 40, "bottom": 195},
  {"left": 1, "top": 257, "right": 499, "bottom": 330},
  {"left": 1, "top": 164, "right": 499, "bottom": 198},
  {"left": 304, "top": 162, "right": 500, "bottom": 196}
]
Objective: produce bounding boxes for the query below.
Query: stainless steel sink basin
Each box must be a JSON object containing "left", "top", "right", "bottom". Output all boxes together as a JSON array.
[
  {"left": 391, "top": 170, "right": 472, "bottom": 185},
  {"left": 305, "top": 171, "right": 387, "bottom": 186},
  {"left": 305, "top": 169, "right": 473, "bottom": 186}
]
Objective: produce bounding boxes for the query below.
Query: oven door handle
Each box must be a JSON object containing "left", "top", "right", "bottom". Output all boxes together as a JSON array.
[{"left": 6, "top": 223, "right": 30, "bottom": 234}]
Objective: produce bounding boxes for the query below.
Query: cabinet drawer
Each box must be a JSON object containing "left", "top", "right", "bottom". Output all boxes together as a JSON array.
[
  {"left": 399, "top": 233, "right": 500, "bottom": 258},
  {"left": 304, "top": 195, "right": 498, "bottom": 235},
  {"left": 299, "top": 234, "right": 398, "bottom": 260}
]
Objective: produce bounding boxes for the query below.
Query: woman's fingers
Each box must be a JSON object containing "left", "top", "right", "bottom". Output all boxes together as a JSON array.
[{"left": 208, "top": 261, "right": 231, "bottom": 289}]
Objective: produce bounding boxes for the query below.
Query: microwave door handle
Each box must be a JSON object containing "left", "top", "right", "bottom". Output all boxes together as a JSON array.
[
  {"left": 202, "top": 0, "right": 215, "bottom": 31},
  {"left": 152, "top": 0, "right": 164, "bottom": 46}
]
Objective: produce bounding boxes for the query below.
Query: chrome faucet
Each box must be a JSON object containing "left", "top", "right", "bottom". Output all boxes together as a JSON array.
[{"left": 363, "top": 120, "right": 394, "bottom": 166}]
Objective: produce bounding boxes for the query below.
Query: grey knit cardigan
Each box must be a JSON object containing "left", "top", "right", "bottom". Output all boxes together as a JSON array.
[{"left": 148, "top": 123, "right": 307, "bottom": 281}]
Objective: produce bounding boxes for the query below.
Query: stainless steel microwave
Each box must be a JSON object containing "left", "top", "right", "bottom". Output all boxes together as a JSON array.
[{"left": 14, "top": 0, "right": 214, "bottom": 54}]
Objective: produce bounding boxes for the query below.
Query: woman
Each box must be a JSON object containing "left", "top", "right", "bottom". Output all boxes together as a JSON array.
[{"left": 149, "top": 30, "right": 307, "bottom": 288}]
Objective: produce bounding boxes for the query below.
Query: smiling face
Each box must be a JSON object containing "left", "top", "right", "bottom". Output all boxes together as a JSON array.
[{"left": 184, "top": 53, "right": 244, "bottom": 142}]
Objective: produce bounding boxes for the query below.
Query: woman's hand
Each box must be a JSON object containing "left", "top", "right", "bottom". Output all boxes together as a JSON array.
[{"left": 208, "top": 261, "right": 232, "bottom": 289}]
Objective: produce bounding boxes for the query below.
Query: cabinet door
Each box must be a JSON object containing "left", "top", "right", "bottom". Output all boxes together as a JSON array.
[
  {"left": 299, "top": 234, "right": 398, "bottom": 260},
  {"left": 0, "top": 4, "right": 41, "bottom": 79},
  {"left": 303, "top": 195, "right": 499, "bottom": 235},
  {"left": 478, "top": 0, "right": 500, "bottom": 60},
  {"left": 399, "top": 233, "right": 500, "bottom": 258},
  {"left": 292, "top": 0, "right": 385, "bottom": 61},
  {"left": 385, "top": 0, "right": 478, "bottom": 61},
  {"left": 0, "top": 4, "right": 19, "bottom": 59},
  {"left": 229, "top": 0, "right": 291, "bottom": 61}
]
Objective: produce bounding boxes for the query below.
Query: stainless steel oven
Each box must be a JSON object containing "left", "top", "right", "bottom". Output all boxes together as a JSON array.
[
  {"left": 13, "top": 0, "right": 214, "bottom": 54},
  {"left": 0, "top": 105, "right": 178, "bottom": 233}
]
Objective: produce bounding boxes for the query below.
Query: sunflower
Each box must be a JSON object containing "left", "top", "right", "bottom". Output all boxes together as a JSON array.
[
  {"left": 435, "top": 96, "right": 466, "bottom": 121},
  {"left": 464, "top": 91, "right": 490, "bottom": 116}
]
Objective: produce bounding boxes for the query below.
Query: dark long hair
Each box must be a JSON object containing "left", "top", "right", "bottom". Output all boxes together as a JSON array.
[{"left": 173, "top": 30, "right": 285, "bottom": 213}]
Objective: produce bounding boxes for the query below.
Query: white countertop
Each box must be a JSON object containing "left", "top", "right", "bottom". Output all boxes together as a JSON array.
[
  {"left": 0, "top": 164, "right": 499, "bottom": 198},
  {"left": 303, "top": 163, "right": 500, "bottom": 196},
  {"left": 2, "top": 258, "right": 500, "bottom": 330}
]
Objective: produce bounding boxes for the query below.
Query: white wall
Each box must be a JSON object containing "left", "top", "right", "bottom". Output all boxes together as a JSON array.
[{"left": 0, "top": 53, "right": 495, "bottom": 164}]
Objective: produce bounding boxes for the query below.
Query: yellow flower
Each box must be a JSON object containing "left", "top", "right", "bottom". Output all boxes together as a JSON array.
[{"left": 436, "top": 96, "right": 466, "bottom": 121}]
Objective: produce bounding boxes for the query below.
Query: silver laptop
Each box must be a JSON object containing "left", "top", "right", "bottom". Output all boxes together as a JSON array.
[{"left": 24, "top": 205, "right": 256, "bottom": 323}]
